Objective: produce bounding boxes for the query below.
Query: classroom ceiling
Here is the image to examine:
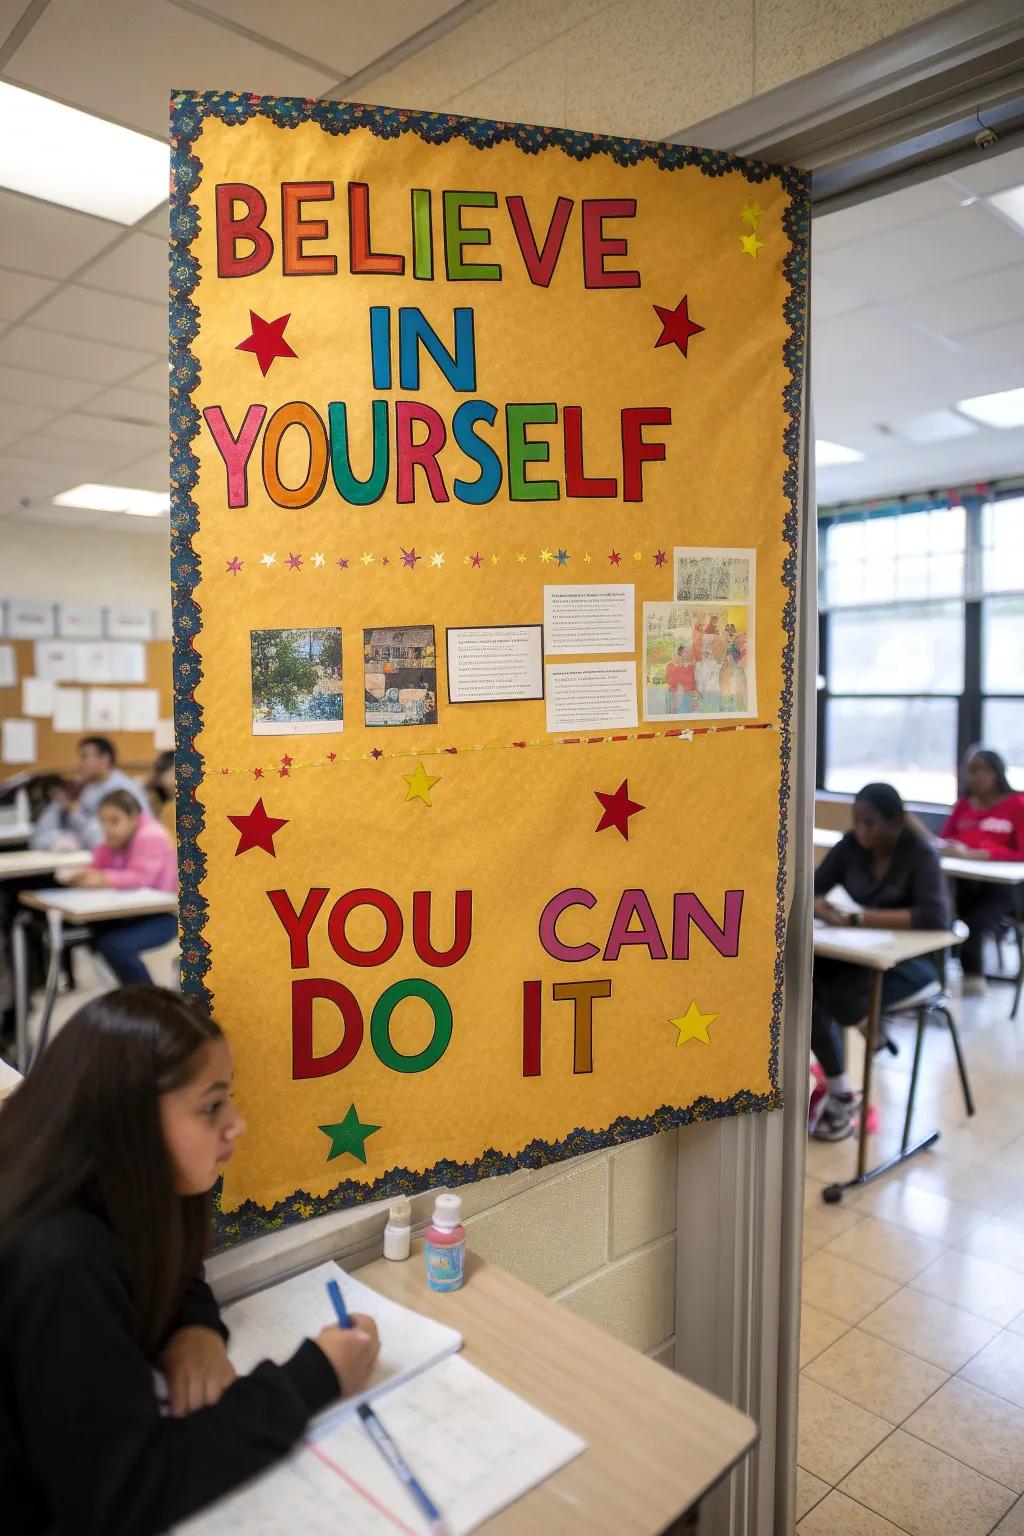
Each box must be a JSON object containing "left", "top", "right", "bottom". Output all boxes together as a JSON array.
[{"left": 0, "top": 0, "right": 1023, "bottom": 529}]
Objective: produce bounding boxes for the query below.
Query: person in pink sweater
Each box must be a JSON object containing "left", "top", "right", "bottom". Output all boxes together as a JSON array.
[
  {"left": 64, "top": 789, "right": 178, "bottom": 984},
  {"left": 938, "top": 748, "right": 1024, "bottom": 994}
]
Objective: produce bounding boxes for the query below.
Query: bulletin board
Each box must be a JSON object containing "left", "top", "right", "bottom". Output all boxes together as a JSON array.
[{"left": 169, "top": 93, "right": 808, "bottom": 1240}]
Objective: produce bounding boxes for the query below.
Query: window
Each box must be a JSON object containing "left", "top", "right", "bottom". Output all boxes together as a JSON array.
[
  {"left": 983, "top": 699, "right": 1024, "bottom": 786},
  {"left": 829, "top": 602, "right": 964, "bottom": 696},
  {"left": 826, "top": 698, "right": 959, "bottom": 804}
]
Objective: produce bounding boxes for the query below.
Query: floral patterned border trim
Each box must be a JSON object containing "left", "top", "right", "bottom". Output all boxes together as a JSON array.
[{"left": 168, "top": 92, "right": 809, "bottom": 1239}]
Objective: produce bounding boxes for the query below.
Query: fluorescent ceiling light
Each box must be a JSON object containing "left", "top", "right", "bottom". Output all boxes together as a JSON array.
[
  {"left": 895, "top": 410, "right": 978, "bottom": 444},
  {"left": 0, "top": 83, "right": 166, "bottom": 223},
  {"left": 53, "top": 483, "right": 169, "bottom": 517},
  {"left": 988, "top": 184, "right": 1024, "bottom": 236},
  {"left": 956, "top": 387, "right": 1024, "bottom": 429},
  {"left": 815, "top": 439, "right": 865, "bottom": 466}
]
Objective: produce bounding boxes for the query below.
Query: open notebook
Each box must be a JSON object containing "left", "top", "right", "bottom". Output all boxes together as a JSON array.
[{"left": 179, "top": 1261, "right": 585, "bottom": 1535}]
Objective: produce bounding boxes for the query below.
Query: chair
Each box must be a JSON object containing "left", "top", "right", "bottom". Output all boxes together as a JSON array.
[{"left": 882, "top": 924, "right": 975, "bottom": 1155}]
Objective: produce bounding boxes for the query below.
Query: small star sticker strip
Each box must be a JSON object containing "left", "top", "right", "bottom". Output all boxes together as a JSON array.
[{"left": 170, "top": 91, "right": 808, "bottom": 1239}]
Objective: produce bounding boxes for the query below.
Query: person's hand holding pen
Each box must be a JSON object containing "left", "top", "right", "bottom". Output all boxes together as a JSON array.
[{"left": 314, "top": 1276, "right": 380, "bottom": 1396}]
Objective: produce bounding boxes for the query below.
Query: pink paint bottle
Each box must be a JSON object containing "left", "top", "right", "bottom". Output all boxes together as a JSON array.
[{"left": 424, "top": 1192, "right": 465, "bottom": 1292}]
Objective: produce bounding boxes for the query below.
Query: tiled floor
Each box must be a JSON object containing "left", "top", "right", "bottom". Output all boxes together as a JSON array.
[{"left": 798, "top": 979, "right": 1024, "bottom": 1536}]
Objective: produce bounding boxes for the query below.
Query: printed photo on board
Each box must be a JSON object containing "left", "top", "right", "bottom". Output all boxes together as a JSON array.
[
  {"left": 643, "top": 600, "right": 755, "bottom": 721},
  {"left": 673, "top": 547, "right": 755, "bottom": 605},
  {"left": 250, "top": 627, "right": 343, "bottom": 736},
  {"left": 364, "top": 626, "right": 438, "bottom": 728}
]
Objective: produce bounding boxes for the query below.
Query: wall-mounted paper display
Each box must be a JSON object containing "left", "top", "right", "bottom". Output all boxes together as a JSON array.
[
  {"left": 169, "top": 91, "right": 808, "bottom": 1239},
  {"left": 154, "top": 718, "right": 175, "bottom": 751},
  {"left": 22, "top": 678, "right": 55, "bottom": 718},
  {"left": 106, "top": 606, "right": 155, "bottom": 641},
  {"left": 34, "top": 641, "right": 77, "bottom": 682},
  {"left": 1, "top": 718, "right": 37, "bottom": 764},
  {"left": 7, "top": 600, "right": 54, "bottom": 639},
  {"left": 0, "top": 645, "right": 15, "bottom": 689},
  {"left": 86, "top": 688, "right": 122, "bottom": 733},
  {"left": 52, "top": 687, "right": 85, "bottom": 733},
  {"left": 75, "top": 643, "right": 112, "bottom": 684},
  {"left": 121, "top": 688, "right": 159, "bottom": 732},
  {"left": 108, "top": 643, "right": 147, "bottom": 685},
  {"left": 57, "top": 602, "right": 103, "bottom": 639}
]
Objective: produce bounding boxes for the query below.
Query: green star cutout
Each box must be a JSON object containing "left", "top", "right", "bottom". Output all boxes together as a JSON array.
[{"left": 318, "top": 1104, "right": 381, "bottom": 1164}]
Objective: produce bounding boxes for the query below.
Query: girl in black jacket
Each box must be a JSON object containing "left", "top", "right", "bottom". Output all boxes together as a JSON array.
[{"left": 0, "top": 986, "right": 380, "bottom": 1534}]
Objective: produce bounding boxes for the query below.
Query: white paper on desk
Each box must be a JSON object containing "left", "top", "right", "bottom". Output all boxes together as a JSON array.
[
  {"left": 121, "top": 688, "right": 159, "bottom": 731},
  {"left": 108, "top": 642, "right": 147, "bottom": 684},
  {"left": 222, "top": 1260, "right": 462, "bottom": 1423},
  {"left": 22, "top": 677, "right": 55, "bottom": 717},
  {"left": 87, "top": 687, "right": 122, "bottom": 732},
  {"left": 0, "top": 644, "right": 15, "bottom": 688},
  {"left": 823, "top": 885, "right": 863, "bottom": 915},
  {"left": 34, "top": 641, "right": 77, "bottom": 681},
  {"left": 2, "top": 718, "right": 36, "bottom": 764},
  {"left": 52, "top": 687, "right": 85, "bottom": 733}
]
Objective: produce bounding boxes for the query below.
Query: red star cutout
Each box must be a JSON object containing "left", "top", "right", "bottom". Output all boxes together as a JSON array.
[
  {"left": 226, "top": 556, "right": 243, "bottom": 574},
  {"left": 594, "top": 779, "right": 645, "bottom": 840},
  {"left": 327, "top": 752, "right": 337, "bottom": 763},
  {"left": 608, "top": 550, "right": 622, "bottom": 566},
  {"left": 337, "top": 557, "right": 349, "bottom": 570},
  {"left": 401, "top": 547, "right": 421, "bottom": 569},
  {"left": 653, "top": 296, "right": 704, "bottom": 356},
  {"left": 286, "top": 553, "right": 302, "bottom": 570},
  {"left": 279, "top": 766, "right": 290, "bottom": 778},
  {"left": 253, "top": 767, "right": 263, "bottom": 779},
  {"left": 236, "top": 311, "right": 297, "bottom": 376},
  {"left": 227, "top": 798, "right": 288, "bottom": 856},
  {"left": 371, "top": 748, "right": 384, "bottom": 760},
  {"left": 654, "top": 550, "right": 667, "bottom": 567},
  {"left": 382, "top": 555, "right": 390, "bottom": 567},
  {"left": 281, "top": 754, "right": 293, "bottom": 767},
  {"left": 469, "top": 551, "right": 483, "bottom": 567}
]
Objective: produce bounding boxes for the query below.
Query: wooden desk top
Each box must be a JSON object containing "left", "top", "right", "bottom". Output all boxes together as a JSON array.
[
  {"left": 813, "top": 925, "right": 959, "bottom": 972},
  {"left": 0, "top": 848, "right": 90, "bottom": 881},
  {"left": 355, "top": 1246, "right": 757, "bottom": 1534},
  {"left": 19, "top": 886, "right": 178, "bottom": 924},
  {"left": 813, "top": 827, "right": 1024, "bottom": 885}
]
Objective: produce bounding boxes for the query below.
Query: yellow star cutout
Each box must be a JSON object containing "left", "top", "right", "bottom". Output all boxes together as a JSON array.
[
  {"left": 583, "top": 552, "right": 592, "bottom": 564},
  {"left": 669, "top": 1001, "right": 718, "bottom": 1046},
  {"left": 490, "top": 553, "right": 500, "bottom": 565},
  {"left": 360, "top": 551, "right": 375, "bottom": 566},
  {"left": 403, "top": 762, "right": 441, "bottom": 807},
  {"left": 539, "top": 548, "right": 553, "bottom": 564},
  {"left": 516, "top": 552, "right": 526, "bottom": 564},
  {"left": 740, "top": 201, "right": 765, "bottom": 229},
  {"left": 632, "top": 550, "right": 642, "bottom": 562},
  {"left": 311, "top": 552, "right": 325, "bottom": 567},
  {"left": 430, "top": 551, "right": 445, "bottom": 568},
  {"left": 740, "top": 232, "right": 764, "bottom": 259}
]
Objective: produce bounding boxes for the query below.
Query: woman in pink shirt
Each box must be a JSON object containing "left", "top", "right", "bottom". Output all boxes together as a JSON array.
[
  {"left": 939, "top": 748, "right": 1024, "bottom": 994},
  {"left": 64, "top": 789, "right": 178, "bottom": 985}
]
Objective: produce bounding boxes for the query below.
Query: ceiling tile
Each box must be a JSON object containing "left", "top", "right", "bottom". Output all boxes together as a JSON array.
[
  {"left": 5, "top": 0, "right": 336, "bottom": 135},
  {"left": 0, "top": 363, "right": 98, "bottom": 410},
  {"left": 0, "top": 189, "right": 120, "bottom": 279},
  {"left": 0, "top": 267, "right": 58, "bottom": 322},
  {"left": 142, "top": 203, "right": 168, "bottom": 237},
  {"left": 0, "top": 452, "right": 88, "bottom": 498},
  {"left": 895, "top": 262, "right": 1024, "bottom": 339},
  {"left": 815, "top": 202, "right": 1024, "bottom": 305},
  {"left": 812, "top": 176, "right": 962, "bottom": 254},
  {"left": 15, "top": 501, "right": 108, "bottom": 526},
  {"left": 31, "top": 284, "right": 166, "bottom": 351},
  {"left": 78, "top": 232, "right": 168, "bottom": 303},
  {"left": 186, "top": 0, "right": 463, "bottom": 77},
  {"left": 945, "top": 142, "right": 1024, "bottom": 200},
  {"left": 40, "top": 411, "right": 164, "bottom": 454},
  {"left": 84, "top": 385, "right": 166, "bottom": 427},
  {"left": 14, "top": 429, "right": 139, "bottom": 470},
  {"left": 960, "top": 317, "right": 1024, "bottom": 369},
  {"left": 0, "top": 324, "right": 150, "bottom": 382},
  {"left": 121, "top": 358, "right": 170, "bottom": 396},
  {"left": 0, "top": 0, "right": 33, "bottom": 47},
  {"left": 0, "top": 400, "right": 55, "bottom": 438},
  {"left": 120, "top": 452, "right": 169, "bottom": 491}
]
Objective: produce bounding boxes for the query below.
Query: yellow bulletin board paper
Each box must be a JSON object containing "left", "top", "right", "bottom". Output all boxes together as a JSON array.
[{"left": 169, "top": 93, "right": 808, "bottom": 1243}]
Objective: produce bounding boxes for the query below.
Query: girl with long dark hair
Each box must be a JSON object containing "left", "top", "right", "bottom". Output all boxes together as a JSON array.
[
  {"left": 0, "top": 986, "right": 380, "bottom": 1534},
  {"left": 939, "top": 747, "right": 1024, "bottom": 995}
]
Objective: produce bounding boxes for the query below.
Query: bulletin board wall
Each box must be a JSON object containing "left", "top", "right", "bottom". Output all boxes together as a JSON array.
[
  {"left": 169, "top": 93, "right": 809, "bottom": 1242},
  {"left": 0, "top": 638, "right": 173, "bottom": 774}
]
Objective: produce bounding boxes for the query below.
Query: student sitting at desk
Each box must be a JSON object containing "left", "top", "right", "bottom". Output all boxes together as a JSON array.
[
  {"left": 29, "top": 736, "right": 150, "bottom": 851},
  {"left": 63, "top": 789, "right": 178, "bottom": 985},
  {"left": 938, "top": 747, "right": 1024, "bottom": 996},
  {"left": 0, "top": 986, "right": 380, "bottom": 1534},
  {"left": 811, "top": 783, "right": 951, "bottom": 1142}
]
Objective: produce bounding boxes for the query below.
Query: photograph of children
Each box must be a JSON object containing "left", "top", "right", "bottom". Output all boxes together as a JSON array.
[
  {"left": 251, "top": 628, "right": 343, "bottom": 735},
  {"left": 642, "top": 600, "right": 755, "bottom": 721},
  {"left": 364, "top": 626, "right": 438, "bottom": 728},
  {"left": 673, "top": 547, "right": 755, "bottom": 605}
]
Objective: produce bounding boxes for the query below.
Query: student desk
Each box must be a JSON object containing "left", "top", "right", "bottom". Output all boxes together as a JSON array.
[
  {"left": 0, "top": 821, "right": 31, "bottom": 848},
  {"left": 812, "top": 925, "right": 961, "bottom": 1203},
  {"left": 238, "top": 1243, "right": 757, "bottom": 1535},
  {"left": 0, "top": 848, "right": 90, "bottom": 880},
  {"left": 13, "top": 886, "right": 177, "bottom": 1071}
]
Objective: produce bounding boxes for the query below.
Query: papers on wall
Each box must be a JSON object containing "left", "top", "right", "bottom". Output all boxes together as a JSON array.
[
  {"left": 446, "top": 624, "right": 544, "bottom": 704},
  {"left": 76, "top": 642, "right": 113, "bottom": 683},
  {"left": 7, "top": 600, "right": 53, "bottom": 639},
  {"left": 52, "top": 687, "right": 85, "bottom": 733},
  {"left": 57, "top": 602, "right": 103, "bottom": 639},
  {"left": 2, "top": 718, "right": 37, "bottom": 764},
  {"left": 86, "top": 688, "right": 122, "bottom": 732},
  {"left": 545, "top": 662, "right": 638, "bottom": 733},
  {"left": 22, "top": 677, "right": 55, "bottom": 717},
  {"left": 106, "top": 605, "right": 154, "bottom": 640},
  {"left": 108, "top": 642, "right": 147, "bottom": 684},
  {"left": 34, "top": 641, "right": 77, "bottom": 681},
  {"left": 543, "top": 584, "right": 635, "bottom": 654},
  {"left": 0, "top": 645, "right": 15, "bottom": 688},
  {"left": 154, "top": 718, "right": 175, "bottom": 751},
  {"left": 121, "top": 688, "right": 159, "bottom": 732}
]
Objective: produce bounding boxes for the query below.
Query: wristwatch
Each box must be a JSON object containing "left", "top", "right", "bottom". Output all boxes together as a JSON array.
[{"left": 849, "top": 911, "right": 863, "bottom": 927}]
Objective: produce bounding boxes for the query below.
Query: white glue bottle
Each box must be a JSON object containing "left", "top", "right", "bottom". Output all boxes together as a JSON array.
[{"left": 383, "top": 1197, "right": 412, "bottom": 1261}]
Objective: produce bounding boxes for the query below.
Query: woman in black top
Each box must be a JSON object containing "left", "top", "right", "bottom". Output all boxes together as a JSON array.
[
  {"left": 811, "top": 783, "right": 950, "bottom": 1142},
  {"left": 0, "top": 986, "right": 381, "bottom": 1535}
]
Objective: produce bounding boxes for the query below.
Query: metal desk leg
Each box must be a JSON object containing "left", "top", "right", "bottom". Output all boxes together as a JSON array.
[
  {"left": 28, "top": 910, "right": 65, "bottom": 1071},
  {"left": 12, "top": 911, "right": 30, "bottom": 1073}
]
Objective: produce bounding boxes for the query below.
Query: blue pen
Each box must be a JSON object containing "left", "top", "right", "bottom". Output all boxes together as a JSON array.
[
  {"left": 357, "top": 1402, "right": 451, "bottom": 1536},
  {"left": 326, "top": 1277, "right": 352, "bottom": 1329}
]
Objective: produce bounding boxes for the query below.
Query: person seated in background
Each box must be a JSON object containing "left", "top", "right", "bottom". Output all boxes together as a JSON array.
[
  {"left": 146, "top": 749, "right": 176, "bottom": 836},
  {"left": 938, "top": 747, "right": 1024, "bottom": 996},
  {"left": 810, "top": 782, "right": 951, "bottom": 1141},
  {"left": 63, "top": 789, "right": 178, "bottom": 984},
  {"left": 34, "top": 736, "right": 150, "bottom": 849},
  {"left": 27, "top": 775, "right": 84, "bottom": 852}
]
